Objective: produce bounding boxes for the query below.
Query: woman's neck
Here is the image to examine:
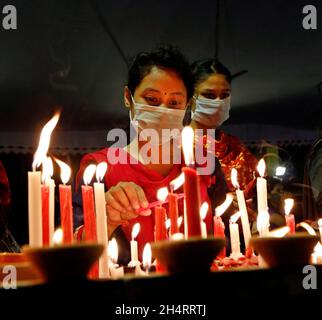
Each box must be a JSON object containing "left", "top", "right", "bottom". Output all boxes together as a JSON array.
[{"left": 125, "top": 138, "right": 178, "bottom": 177}]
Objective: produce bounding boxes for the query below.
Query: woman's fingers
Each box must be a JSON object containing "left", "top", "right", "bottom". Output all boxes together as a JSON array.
[
  {"left": 105, "top": 191, "right": 126, "bottom": 213},
  {"left": 120, "top": 182, "right": 141, "bottom": 210},
  {"left": 110, "top": 185, "right": 131, "bottom": 210}
]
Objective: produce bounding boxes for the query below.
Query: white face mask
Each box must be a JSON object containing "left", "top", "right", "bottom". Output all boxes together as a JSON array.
[
  {"left": 191, "top": 96, "right": 231, "bottom": 128},
  {"left": 130, "top": 96, "right": 186, "bottom": 145}
]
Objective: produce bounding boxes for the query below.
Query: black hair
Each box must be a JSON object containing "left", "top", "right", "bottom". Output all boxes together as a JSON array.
[
  {"left": 127, "top": 46, "right": 194, "bottom": 99},
  {"left": 191, "top": 58, "right": 232, "bottom": 86}
]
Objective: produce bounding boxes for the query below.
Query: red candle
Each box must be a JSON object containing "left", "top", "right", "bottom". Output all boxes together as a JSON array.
[
  {"left": 82, "top": 164, "right": 99, "bottom": 279},
  {"left": 41, "top": 185, "right": 50, "bottom": 246},
  {"left": 285, "top": 215, "right": 295, "bottom": 234},
  {"left": 55, "top": 158, "right": 74, "bottom": 244},
  {"left": 82, "top": 185, "right": 97, "bottom": 242},
  {"left": 182, "top": 167, "right": 201, "bottom": 237},
  {"left": 181, "top": 127, "right": 201, "bottom": 238},
  {"left": 155, "top": 206, "right": 167, "bottom": 241},
  {"left": 284, "top": 198, "right": 295, "bottom": 234},
  {"left": 59, "top": 184, "right": 73, "bottom": 244},
  {"left": 168, "top": 193, "right": 179, "bottom": 235}
]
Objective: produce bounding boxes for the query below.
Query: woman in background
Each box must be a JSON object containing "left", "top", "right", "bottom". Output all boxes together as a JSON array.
[{"left": 189, "top": 58, "right": 258, "bottom": 195}]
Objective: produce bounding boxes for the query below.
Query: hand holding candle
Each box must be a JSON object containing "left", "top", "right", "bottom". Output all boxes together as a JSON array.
[{"left": 284, "top": 198, "right": 295, "bottom": 234}]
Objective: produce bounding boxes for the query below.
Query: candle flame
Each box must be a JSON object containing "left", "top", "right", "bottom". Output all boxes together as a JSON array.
[
  {"left": 165, "top": 218, "right": 171, "bottom": 230},
  {"left": 269, "top": 226, "right": 290, "bottom": 238},
  {"left": 200, "top": 202, "right": 209, "bottom": 220},
  {"left": 53, "top": 228, "right": 63, "bottom": 245},
  {"left": 142, "top": 243, "right": 152, "bottom": 269},
  {"left": 311, "top": 242, "right": 322, "bottom": 264},
  {"left": 32, "top": 113, "right": 60, "bottom": 171},
  {"left": 215, "top": 193, "right": 234, "bottom": 217},
  {"left": 284, "top": 198, "right": 294, "bottom": 216},
  {"left": 41, "top": 157, "right": 53, "bottom": 184},
  {"left": 318, "top": 219, "right": 322, "bottom": 228},
  {"left": 108, "top": 238, "right": 118, "bottom": 264},
  {"left": 177, "top": 216, "right": 183, "bottom": 228},
  {"left": 257, "top": 211, "right": 270, "bottom": 234},
  {"left": 257, "top": 159, "right": 266, "bottom": 178},
  {"left": 157, "top": 187, "right": 168, "bottom": 202},
  {"left": 171, "top": 233, "right": 184, "bottom": 240},
  {"left": 182, "top": 126, "right": 195, "bottom": 166},
  {"left": 131, "top": 223, "right": 140, "bottom": 240},
  {"left": 230, "top": 211, "right": 242, "bottom": 224},
  {"left": 297, "top": 222, "right": 316, "bottom": 235},
  {"left": 55, "top": 158, "right": 71, "bottom": 185},
  {"left": 83, "top": 164, "right": 97, "bottom": 186},
  {"left": 231, "top": 168, "right": 240, "bottom": 189},
  {"left": 170, "top": 173, "right": 185, "bottom": 191},
  {"left": 96, "top": 162, "right": 108, "bottom": 183}
]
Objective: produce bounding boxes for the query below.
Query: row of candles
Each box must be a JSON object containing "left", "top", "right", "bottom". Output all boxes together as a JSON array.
[{"left": 28, "top": 115, "right": 322, "bottom": 280}]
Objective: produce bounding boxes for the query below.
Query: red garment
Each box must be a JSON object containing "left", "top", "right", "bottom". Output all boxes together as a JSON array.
[
  {"left": 0, "top": 161, "right": 10, "bottom": 207},
  {"left": 203, "top": 130, "right": 258, "bottom": 194},
  {"left": 76, "top": 147, "right": 213, "bottom": 259}
]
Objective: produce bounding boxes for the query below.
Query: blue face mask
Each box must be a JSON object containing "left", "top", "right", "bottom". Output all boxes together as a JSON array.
[{"left": 191, "top": 96, "right": 231, "bottom": 128}]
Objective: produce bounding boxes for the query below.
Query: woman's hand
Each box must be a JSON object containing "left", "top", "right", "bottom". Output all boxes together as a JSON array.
[{"left": 105, "top": 182, "right": 151, "bottom": 227}]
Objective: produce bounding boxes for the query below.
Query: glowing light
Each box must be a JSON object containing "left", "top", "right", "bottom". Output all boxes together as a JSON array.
[
  {"left": 55, "top": 158, "right": 71, "bottom": 185},
  {"left": 96, "top": 162, "right": 108, "bottom": 183},
  {"left": 170, "top": 173, "right": 185, "bottom": 191},
  {"left": 53, "top": 228, "right": 63, "bottom": 245},
  {"left": 41, "top": 157, "right": 53, "bottom": 184},
  {"left": 32, "top": 113, "right": 60, "bottom": 171},
  {"left": 269, "top": 226, "right": 290, "bottom": 238},
  {"left": 284, "top": 198, "right": 294, "bottom": 216},
  {"left": 142, "top": 243, "right": 152, "bottom": 270},
  {"left": 182, "top": 126, "right": 195, "bottom": 166},
  {"left": 108, "top": 238, "right": 118, "bottom": 264},
  {"left": 257, "top": 159, "right": 266, "bottom": 178},
  {"left": 230, "top": 211, "right": 242, "bottom": 224},
  {"left": 200, "top": 202, "right": 209, "bottom": 220},
  {"left": 157, "top": 187, "right": 168, "bottom": 202},
  {"left": 231, "top": 168, "right": 240, "bottom": 189},
  {"left": 83, "top": 164, "right": 97, "bottom": 186},
  {"left": 131, "top": 223, "right": 140, "bottom": 240},
  {"left": 275, "top": 166, "right": 286, "bottom": 176},
  {"left": 215, "top": 193, "right": 234, "bottom": 217}
]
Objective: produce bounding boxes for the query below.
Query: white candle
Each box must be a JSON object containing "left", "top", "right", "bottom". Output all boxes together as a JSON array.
[
  {"left": 256, "top": 159, "right": 268, "bottom": 213},
  {"left": 28, "top": 113, "right": 60, "bottom": 247},
  {"left": 229, "top": 212, "right": 243, "bottom": 260},
  {"left": 231, "top": 168, "right": 251, "bottom": 248},
  {"left": 94, "top": 162, "right": 109, "bottom": 279},
  {"left": 28, "top": 171, "right": 43, "bottom": 247},
  {"left": 257, "top": 211, "right": 270, "bottom": 237},
  {"left": 200, "top": 202, "right": 208, "bottom": 238},
  {"left": 130, "top": 223, "right": 140, "bottom": 265}
]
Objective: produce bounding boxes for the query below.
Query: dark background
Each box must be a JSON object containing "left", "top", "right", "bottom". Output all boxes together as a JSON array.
[{"left": 0, "top": 0, "right": 321, "bottom": 244}]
